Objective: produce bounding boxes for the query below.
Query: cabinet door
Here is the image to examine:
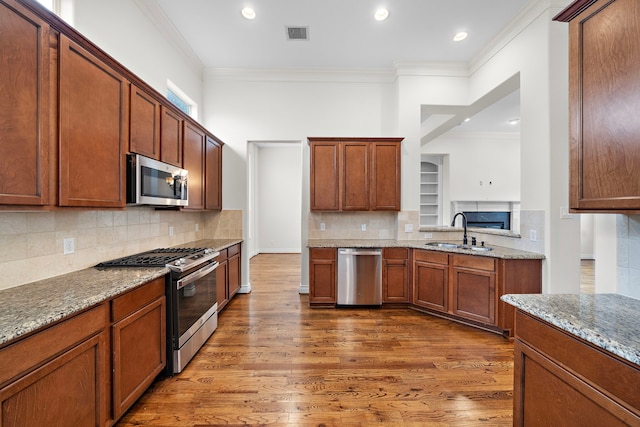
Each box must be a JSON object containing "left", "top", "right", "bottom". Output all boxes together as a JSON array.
[
  {"left": 451, "top": 266, "right": 496, "bottom": 325},
  {"left": 216, "top": 258, "right": 229, "bottom": 311},
  {"left": 309, "top": 248, "right": 336, "bottom": 305},
  {"left": 0, "top": 0, "right": 50, "bottom": 206},
  {"left": 565, "top": 0, "right": 640, "bottom": 211},
  {"left": 111, "top": 296, "right": 165, "bottom": 419},
  {"left": 371, "top": 140, "right": 401, "bottom": 210},
  {"left": 382, "top": 248, "right": 409, "bottom": 303},
  {"left": 413, "top": 260, "right": 448, "bottom": 312},
  {"left": 160, "top": 106, "right": 183, "bottom": 167},
  {"left": 59, "top": 35, "right": 127, "bottom": 207},
  {"left": 342, "top": 142, "right": 369, "bottom": 210},
  {"left": 183, "top": 122, "right": 205, "bottom": 210},
  {"left": 310, "top": 141, "right": 340, "bottom": 211},
  {"left": 228, "top": 244, "right": 241, "bottom": 298},
  {"left": 129, "top": 84, "right": 160, "bottom": 159},
  {"left": 205, "top": 135, "right": 222, "bottom": 211}
]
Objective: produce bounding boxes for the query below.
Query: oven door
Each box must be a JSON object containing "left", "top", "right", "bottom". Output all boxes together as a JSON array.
[{"left": 174, "top": 261, "right": 219, "bottom": 349}]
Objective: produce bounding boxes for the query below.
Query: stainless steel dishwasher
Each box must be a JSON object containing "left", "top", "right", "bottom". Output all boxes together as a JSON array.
[{"left": 337, "top": 248, "right": 382, "bottom": 306}]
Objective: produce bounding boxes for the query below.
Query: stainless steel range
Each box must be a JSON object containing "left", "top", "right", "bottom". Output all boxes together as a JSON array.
[{"left": 97, "top": 247, "right": 220, "bottom": 374}]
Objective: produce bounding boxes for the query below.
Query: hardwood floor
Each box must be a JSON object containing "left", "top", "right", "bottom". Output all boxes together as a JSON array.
[
  {"left": 116, "top": 254, "right": 515, "bottom": 427},
  {"left": 580, "top": 259, "right": 595, "bottom": 294}
]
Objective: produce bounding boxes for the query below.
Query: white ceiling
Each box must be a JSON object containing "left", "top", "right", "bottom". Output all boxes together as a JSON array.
[{"left": 148, "top": 0, "right": 528, "bottom": 134}]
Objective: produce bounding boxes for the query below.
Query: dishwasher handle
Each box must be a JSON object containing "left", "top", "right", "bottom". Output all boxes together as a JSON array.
[{"left": 338, "top": 249, "right": 382, "bottom": 256}]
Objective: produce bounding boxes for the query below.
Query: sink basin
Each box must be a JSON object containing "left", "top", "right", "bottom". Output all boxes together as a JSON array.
[
  {"left": 425, "top": 242, "right": 462, "bottom": 248},
  {"left": 470, "top": 246, "right": 493, "bottom": 252}
]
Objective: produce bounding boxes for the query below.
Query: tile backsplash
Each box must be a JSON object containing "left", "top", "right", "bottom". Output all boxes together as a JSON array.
[{"left": 0, "top": 209, "right": 242, "bottom": 290}]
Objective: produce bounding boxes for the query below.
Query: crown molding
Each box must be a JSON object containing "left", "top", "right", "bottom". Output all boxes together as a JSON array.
[{"left": 204, "top": 67, "right": 396, "bottom": 83}]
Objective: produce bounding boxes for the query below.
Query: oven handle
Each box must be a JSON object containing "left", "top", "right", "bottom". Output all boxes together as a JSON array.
[{"left": 176, "top": 261, "right": 219, "bottom": 290}]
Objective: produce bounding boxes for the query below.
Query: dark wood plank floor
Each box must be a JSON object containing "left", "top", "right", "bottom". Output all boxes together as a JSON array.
[{"left": 116, "top": 253, "right": 515, "bottom": 427}]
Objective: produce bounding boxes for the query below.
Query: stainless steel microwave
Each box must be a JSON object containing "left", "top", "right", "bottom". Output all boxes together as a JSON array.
[{"left": 127, "top": 154, "right": 188, "bottom": 206}]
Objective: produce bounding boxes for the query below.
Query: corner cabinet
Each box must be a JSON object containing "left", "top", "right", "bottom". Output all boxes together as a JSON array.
[
  {"left": 0, "top": 0, "right": 51, "bottom": 206},
  {"left": 309, "top": 137, "right": 402, "bottom": 212},
  {"left": 412, "top": 249, "right": 541, "bottom": 336},
  {"left": 555, "top": 0, "right": 640, "bottom": 212},
  {"left": 59, "top": 34, "right": 128, "bottom": 208}
]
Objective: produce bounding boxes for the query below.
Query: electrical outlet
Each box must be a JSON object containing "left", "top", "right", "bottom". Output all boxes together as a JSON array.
[
  {"left": 560, "top": 207, "right": 573, "bottom": 219},
  {"left": 63, "top": 238, "right": 75, "bottom": 255},
  {"left": 404, "top": 224, "right": 413, "bottom": 233},
  {"left": 320, "top": 223, "right": 326, "bottom": 231},
  {"left": 424, "top": 232, "right": 433, "bottom": 239},
  {"left": 361, "top": 224, "right": 367, "bottom": 232},
  {"left": 530, "top": 230, "right": 537, "bottom": 242},
  {"left": 169, "top": 226, "right": 174, "bottom": 236},
  {"left": 195, "top": 223, "right": 199, "bottom": 231}
]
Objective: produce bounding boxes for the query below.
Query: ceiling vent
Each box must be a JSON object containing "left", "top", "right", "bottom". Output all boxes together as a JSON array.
[{"left": 286, "top": 26, "right": 309, "bottom": 41}]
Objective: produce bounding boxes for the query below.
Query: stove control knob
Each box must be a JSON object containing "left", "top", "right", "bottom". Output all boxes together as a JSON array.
[
  {"left": 204, "top": 248, "right": 212, "bottom": 254},
  {"left": 178, "top": 258, "right": 186, "bottom": 265}
]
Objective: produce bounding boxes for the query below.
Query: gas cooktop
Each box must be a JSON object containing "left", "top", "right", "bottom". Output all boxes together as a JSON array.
[{"left": 95, "top": 247, "right": 218, "bottom": 273}]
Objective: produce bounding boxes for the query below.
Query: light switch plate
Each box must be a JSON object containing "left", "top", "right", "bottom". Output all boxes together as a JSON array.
[
  {"left": 320, "top": 223, "right": 326, "bottom": 231},
  {"left": 361, "top": 224, "right": 367, "bottom": 231},
  {"left": 530, "top": 230, "right": 537, "bottom": 242},
  {"left": 63, "top": 238, "right": 75, "bottom": 255}
]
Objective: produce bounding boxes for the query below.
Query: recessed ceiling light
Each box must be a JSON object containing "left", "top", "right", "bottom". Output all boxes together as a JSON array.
[
  {"left": 508, "top": 118, "right": 520, "bottom": 125},
  {"left": 453, "top": 31, "right": 468, "bottom": 42},
  {"left": 374, "top": 9, "right": 389, "bottom": 21},
  {"left": 464, "top": 117, "right": 471, "bottom": 123},
  {"left": 241, "top": 7, "right": 256, "bottom": 20}
]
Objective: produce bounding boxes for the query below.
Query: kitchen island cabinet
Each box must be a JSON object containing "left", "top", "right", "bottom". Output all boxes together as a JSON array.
[
  {"left": 555, "top": 0, "right": 640, "bottom": 212},
  {"left": 308, "top": 137, "right": 403, "bottom": 212},
  {"left": 0, "top": 0, "right": 51, "bottom": 207},
  {"left": 503, "top": 294, "right": 640, "bottom": 426}
]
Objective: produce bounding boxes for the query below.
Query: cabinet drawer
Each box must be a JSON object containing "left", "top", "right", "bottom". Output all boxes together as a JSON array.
[
  {"left": 228, "top": 244, "right": 240, "bottom": 257},
  {"left": 217, "top": 248, "right": 228, "bottom": 262},
  {"left": 383, "top": 247, "right": 408, "bottom": 260},
  {"left": 453, "top": 254, "right": 495, "bottom": 272},
  {"left": 310, "top": 248, "right": 336, "bottom": 260},
  {"left": 112, "top": 278, "right": 165, "bottom": 322},
  {"left": 0, "top": 304, "right": 107, "bottom": 386},
  {"left": 415, "top": 249, "right": 448, "bottom": 265}
]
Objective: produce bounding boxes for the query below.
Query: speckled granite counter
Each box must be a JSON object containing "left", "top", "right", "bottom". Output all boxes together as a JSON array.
[
  {"left": 501, "top": 293, "right": 640, "bottom": 366},
  {"left": 308, "top": 239, "right": 545, "bottom": 260},
  {"left": 0, "top": 238, "right": 242, "bottom": 346}
]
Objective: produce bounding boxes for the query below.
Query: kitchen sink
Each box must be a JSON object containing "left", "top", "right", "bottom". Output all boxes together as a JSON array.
[
  {"left": 425, "top": 242, "right": 462, "bottom": 248},
  {"left": 470, "top": 246, "right": 493, "bottom": 252}
]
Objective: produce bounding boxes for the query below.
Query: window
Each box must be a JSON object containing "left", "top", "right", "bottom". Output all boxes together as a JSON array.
[
  {"left": 35, "top": 0, "right": 73, "bottom": 25},
  {"left": 167, "top": 80, "right": 198, "bottom": 120}
]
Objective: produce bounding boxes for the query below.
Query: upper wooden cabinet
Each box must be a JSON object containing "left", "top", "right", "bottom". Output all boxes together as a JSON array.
[
  {"left": 309, "top": 137, "right": 403, "bottom": 212},
  {"left": 183, "top": 122, "right": 205, "bottom": 210},
  {"left": 555, "top": 0, "right": 640, "bottom": 212},
  {"left": 160, "top": 106, "right": 183, "bottom": 167},
  {"left": 59, "top": 34, "right": 128, "bottom": 208},
  {"left": 129, "top": 84, "right": 160, "bottom": 159},
  {"left": 0, "top": 0, "right": 50, "bottom": 206},
  {"left": 205, "top": 135, "right": 222, "bottom": 211}
]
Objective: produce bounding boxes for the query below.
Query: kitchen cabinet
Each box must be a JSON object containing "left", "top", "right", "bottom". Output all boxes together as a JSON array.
[
  {"left": 205, "top": 135, "right": 223, "bottom": 211},
  {"left": 216, "top": 244, "right": 242, "bottom": 312},
  {"left": 309, "top": 248, "right": 337, "bottom": 305},
  {"left": 0, "top": 304, "right": 109, "bottom": 427},
  {"left": 555, "top": 0, "right": 640, "bottom": 212},
  {"left": 160, "top": 106, "right": 183, "bottom": 167},
  {"left": 129, "top": 84, "right": 160, "bottom": 159},
  {"left": 512, "top": 310, "right": 640, "bottom": 426},
  {"left": 110, "top": 278, "right": 166, "bottom": 421},
  {"left": 308, "top": 137, "right": 403, "bottom": 212},
  {"left": 382, "top": 247, "right": 410, "bottom": 303},
  {"left": 411, "top": 250, "right": 541, "bottom": 335},
  {"left": 0, "top": 0, "right": 51, "bottom": 206},
  {"left": 451, "top": 255, "right": 496, "bottom": 325},
  {"left": 183, "top": 122, "right": 205, "bottom": 210},
  {"left": 413, "top": 249, "right": 449, "bottom": 312},
  {"left": 59, "top": 34, "right": 128, "bottom": 208}
]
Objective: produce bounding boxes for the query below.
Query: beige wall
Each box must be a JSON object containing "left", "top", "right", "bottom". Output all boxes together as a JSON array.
[{"left": 0, "top": 209, "right": 242, "bottom": 290}]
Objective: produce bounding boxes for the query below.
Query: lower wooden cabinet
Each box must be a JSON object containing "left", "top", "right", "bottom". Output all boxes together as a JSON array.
[
  {"left": 382, "top": 248, "right": 410, "bottom": 303},
  {"left": 309, "top": 248, "right": 337, "bottom": 305},
  {"left": 513, "top": 310, "right": 640, "bottom": 426},
  {"left": 216, "top": 243, "right": 242, "bottom": 312},
  {"left": 0, "top": 304, "right": 109, "bottom": 427},
  {"left": 413, "top": 250, "right": 449, "bottom": 312},
  {"left": 451, "top": 255, "right": 496, "bottom": 325},
  {"left": 110, "top": 278, "right": 166, "bottom": 420}
]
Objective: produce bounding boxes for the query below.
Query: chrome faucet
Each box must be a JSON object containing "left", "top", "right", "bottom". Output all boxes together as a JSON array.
[{"left": 451, "top": 212, "right": 468, "bottom": 245}]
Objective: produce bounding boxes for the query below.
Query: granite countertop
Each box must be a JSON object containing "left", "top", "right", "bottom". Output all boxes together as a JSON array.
[
  {"left": 308, "top": 239, "right": 545, "bottom": 260},
  {"left": 501, "top": 293, "right": 640, "bottom": 366},
  {"left": 0, "top": 238, "right": 243, "bottom": 346}
]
